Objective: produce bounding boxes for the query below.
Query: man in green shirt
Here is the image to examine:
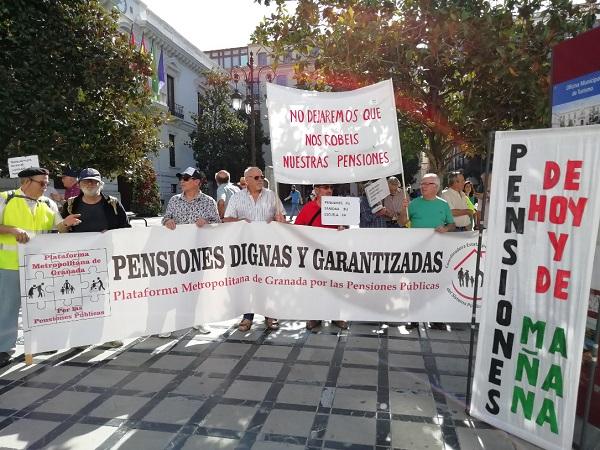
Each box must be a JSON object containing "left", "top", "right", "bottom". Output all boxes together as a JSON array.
[{"left": 402, "top": 173, "right": 455, "bottom": 330}]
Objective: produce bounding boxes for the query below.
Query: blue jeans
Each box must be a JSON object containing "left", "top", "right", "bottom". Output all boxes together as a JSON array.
[
  {"left": 289, "top": 203, "right": 301, "bottom": 217},
  {"left": 0, "top": 269, "right": 20, "bottom": 352}
]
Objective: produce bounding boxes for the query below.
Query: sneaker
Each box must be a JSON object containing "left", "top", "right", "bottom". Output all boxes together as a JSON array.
[
  {"left": 193, "top": 324, "right": 211, "bottom": 334},
  {"left": 0, "top": 352, "right": 11, "bottom": 368},
  {"left": 306, "top": 320, "right": 322, "bottom": 330},
  {"left": 429, "top": 322, "right": 447, "bottom": 330},
  {"left": 158, "top": 332, "right": 172, "bottom": 338},
  {"left": 103, "top": 340, "right": 123, "bottom": 348}
]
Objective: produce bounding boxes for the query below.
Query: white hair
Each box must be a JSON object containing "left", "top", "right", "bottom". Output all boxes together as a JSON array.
[{"left": 422, "top": 173, "right": 440, "bottom": 186}]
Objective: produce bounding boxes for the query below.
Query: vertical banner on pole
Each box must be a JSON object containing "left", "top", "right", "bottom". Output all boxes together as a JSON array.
[{"left": 470, "top": 125, "right": 600, "bottom": 450}]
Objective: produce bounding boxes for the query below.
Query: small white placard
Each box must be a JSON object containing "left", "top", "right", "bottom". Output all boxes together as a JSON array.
[
  {"left": 364, "top": 178, "right": 389, "bottom": 206},
  {"left": 321, "top": 196, "right": 360, "bottom": 226},
  {"left": 8, "top": 155, "right": 40, "bottom": 178}
]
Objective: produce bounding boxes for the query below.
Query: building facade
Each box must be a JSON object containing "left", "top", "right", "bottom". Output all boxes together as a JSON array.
[{"left": 104, "top": 0, "right": 221, "bottom": 207}]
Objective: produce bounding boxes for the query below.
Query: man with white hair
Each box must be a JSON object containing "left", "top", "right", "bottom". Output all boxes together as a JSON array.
[
  {"left": 224, "top": 166, "right": 285, "bottom": 331},
  {"left": 214, "top": 169, "right": 239, "bottom": 219},
  {"left": 402, "top": 173, "right": 454, "bottom": 330}
]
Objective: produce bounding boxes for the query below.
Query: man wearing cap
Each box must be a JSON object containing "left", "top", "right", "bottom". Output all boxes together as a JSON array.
[
  {"left": 383, "top": 176, "right": 409, "bottom": 228},
  {"left": 214, "top": 169, "right": 239, "bottom": 219},
  {"left": 295, "top": 183, "right": 348, "bottom": 331},
  {"left": 283, "top": 185, "right": 303, "bottom": 221},
  {"left": 224, "top": 166, "right": 285, "bottom": 331},
  {"left": 162, "top": 167, "right": 220, "bottom": 336},
  {"left": 61, "top": 168, "right": 130, "bottom": 233},
  {"left": 0, "top": 168, "right": 81, "bottom": 366}
]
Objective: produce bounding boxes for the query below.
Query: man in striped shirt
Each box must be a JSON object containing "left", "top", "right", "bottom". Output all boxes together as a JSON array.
[{"left": 223, "top": 167, "right": 285, "bottom": 331}]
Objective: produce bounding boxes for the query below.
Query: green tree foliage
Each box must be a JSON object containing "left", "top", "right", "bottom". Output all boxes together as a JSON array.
[
  {"left": 189, "top": 71, "right": 267, "bottom": 182},
  {"left": 253, "top": 0, "right": 597, "bottom": 175},
  {"left": 129, "top": 157, "right": 162, "bottom": 216},
  {"left": 0, "top": 0, "right": 165, "bottom": 177}
]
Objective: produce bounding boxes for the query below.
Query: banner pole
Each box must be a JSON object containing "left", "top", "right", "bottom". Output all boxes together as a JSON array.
[
  {"left": 465, "top": 130, "right": 494, "bottom": 412},
  {"left": 579, "top": 290, "right": 600, "bottom": 449}
]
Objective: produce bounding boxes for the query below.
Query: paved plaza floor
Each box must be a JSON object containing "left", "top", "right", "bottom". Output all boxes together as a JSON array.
[{"left": 0, "top": 320, "right": 545, "bottom": 450}]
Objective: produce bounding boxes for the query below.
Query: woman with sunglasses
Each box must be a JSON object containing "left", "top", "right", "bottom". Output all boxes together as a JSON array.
[{"left": 294, "top": 183, "right": 348, "bottom": 331}]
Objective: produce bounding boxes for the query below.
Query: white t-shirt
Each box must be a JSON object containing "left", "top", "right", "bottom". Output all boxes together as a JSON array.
[
  {"left": 441, "top": 188, "right": 471, "bottom": 228},
  {"left": 224, "top": 188, "right": 284, "bottom": 222}
]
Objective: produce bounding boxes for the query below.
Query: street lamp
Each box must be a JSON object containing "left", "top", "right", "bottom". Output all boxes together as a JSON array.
[{"left": 230, "top": 51, "right": 275, "bottom": 166}]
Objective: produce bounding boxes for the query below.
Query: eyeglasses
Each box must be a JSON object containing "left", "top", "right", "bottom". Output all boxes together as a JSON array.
[
  {"left": 251, "top": 175, "right": 265, "bottom": 181},
  {"left": 28, "top": 178, "right": 49, "bottom": 187},
  {"left": 316, "top": 185, "right": 333, "bottom": 190}
]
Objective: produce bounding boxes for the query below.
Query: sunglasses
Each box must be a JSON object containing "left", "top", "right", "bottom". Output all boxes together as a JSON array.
[
  {"left": 251, "top": 175, "right": 265, "bottom": 181},
  {"left": 28, "top": 178, "right": 49, "bottom": 187}
]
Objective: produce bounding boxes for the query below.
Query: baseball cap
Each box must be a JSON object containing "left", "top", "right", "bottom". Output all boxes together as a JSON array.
[
  {"left": 78, "top": 168, "right": 102, "bottom": 182},
  {"left": 176, "top": 167, "right": 204, "bottom": 179},
  {"left": 61, "top": 167, "right": 79, "bottom": 178}
]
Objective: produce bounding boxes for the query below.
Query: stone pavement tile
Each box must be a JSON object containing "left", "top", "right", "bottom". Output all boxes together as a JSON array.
[
  {"left": 28, "top": 365, "right": 86, "bottom": 384},
  {"left": 260, "top": 409, "right": 315, "bottom": 437},
  {"left": 276, "top": 384, "right": 322, "bottom": 406},
  {"left": 76, "top": 368, "right": 130, "bottom": 388},
  {"left": 348, "top": 323, "right": 383, "bottom": 334},
  {"left": 150, "top": 354, "right": 196, "bottom": 370},
  {"left": 107, "top": 351, "right": 155, "bottom": 367},
  {"left": 444, "top": 395, "right": 469, "bottom": 421},
  {"left": 172, "top": 374, "right": 223, "bottom": 397},
  {"left": 346, "top": 336, "right": 380, "bottom": 349},
  {"left": 173, "top": 338, "right": 214, "bottom": 353},
  {"left": 182, "top": 434, "right": 239, "bottom": 449},
  {"left": 387, "top": 353, "right": 426, "bottom": 370},
  {"left": 35, "top": 391, "right": 99, "bottom": 414},
  {"left": 439, "top": 374, "right": 468, "bottom": 394},
  {"left": 287, "top": 364, "right": 329, "bottom": 384},
  {"left": 123, "top": 372, "right": 176, "bottom": 393},
  {"left": 388, "top": 371, "right": 431, "bottom": 392},
  {"left": 342, "top": 350, "right": 379, "bottom": 366},
  {"left": 200, "top": 404, "right": 257, "bottom": 431},
  {"left": 305, "top": 334, "right": 339, "bottom": 348},
  {"left": 0, "top": 419, "right": 59, "bottom": 449},
  {"left": 252, "top": 441, "right": 305, "bottom": 450},
  {"left": 0, "top": 387, "right": 51, "bottom": 410},
  {"left": 196, "top": 357, "right": 238, "bottom": 374},
  {"left": 391, "top": 421, "right": 444, "bottom": 449},
  {"left": 240, "top": 360, "right": 284, "bottom": 378},
  {"left": 224, "top": 380, "right": 271, "bottom": 401},
  {"left": 389, "top": 391, "right": 437, "bottom": 417},
  {"left": 430, "top": 341, "right": 468, "bottom": 355},
  {"left": 0, "top": 362, "right": 41, "bottom": 381},
  {"left": 45, "top": 423, "right": 116, "bottom": 450},
  {"left": 212, "top": 343, "right": 252, "bottom": 356},
  {"left": 113, "top": 428, "right": 176, "bottom": 449},
  {"left": 264, "top": 330, "right": 304, "bottom": 345},
  {"left": 435, "top": 356, "right": 469, "bottom": 374},
  {"left": 387, "top": 325, "right": 420, "bottom": 338},
  {"left": 67, "top": 349, "right": 117, "bottom": 364},
  {"left": 337, "top": 367, "right": 378, "bottom": 387},
  {"left": 229, "top": 329, "right": 264, "bottom": 342},
  {"left": 456, "top": 428, "right": 543, "bottom": 450},
  {"left": 388, "top": 338, "right": 422, "bottom": 352},
  {"left": 254, "top": 345, "right": 293, "bottom": 360},
  {"left": 332, "top": 388, "right": 377, "bottom": 411},
  {"left": 427, "top": 329, "right": 462, "bottom": 341},
  {"left": 144, "top": 395, "right": 205, "bottom": 425},
  {"left": 88, "top": 395, "right": 149, "bottom": 419},
  {"left": 324, "top": 414, "right": 376, "bottom": 446},
  {"left": 297, "top": 347, "right": 335, "bottom": 363},
  {"left": 133, "top": 336, "right": 171, "bottom": 350}
]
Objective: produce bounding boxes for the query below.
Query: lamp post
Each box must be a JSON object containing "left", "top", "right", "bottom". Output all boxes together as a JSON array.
[{"left": 230, "top": 51, "right": 275, "bottom": 166}]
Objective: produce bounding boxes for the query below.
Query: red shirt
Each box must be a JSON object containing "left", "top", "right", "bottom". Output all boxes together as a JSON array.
[
  {"left": 294, "top": 200, "right": 337, "bottom": 229},
  {"left": 64, "top": 184, "right": 81, "bottom": 199}
]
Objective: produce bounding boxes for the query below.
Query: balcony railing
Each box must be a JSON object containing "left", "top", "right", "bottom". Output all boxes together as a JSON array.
[{"left": 169, "top": 103, "right": 184, "bottom": 119}]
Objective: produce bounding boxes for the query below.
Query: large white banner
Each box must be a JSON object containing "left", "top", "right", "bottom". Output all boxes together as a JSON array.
[
  {"left": 470, "top": 126, "right": 600, "bottom": 450},
  {"left": 20, "top": 224, "right": 483, "bottom": 353},
  {"left": 266, "top": 79, "right": 403, "bottom": 184}
]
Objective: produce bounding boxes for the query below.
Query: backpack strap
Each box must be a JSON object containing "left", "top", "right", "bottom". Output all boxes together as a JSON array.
[
  {"left": 3, "top": 190, "right": 50, "bottom": 208},
  {"left": 307, "top": 207, "right": 322, "bottom": 226},
  {"left": 66, "top": 197, "right": 76, "bottom": 215}
]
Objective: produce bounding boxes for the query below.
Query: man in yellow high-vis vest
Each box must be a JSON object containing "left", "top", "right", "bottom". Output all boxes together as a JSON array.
[{"left": 0, "top": 167, "right": 81, "bottom": 367}]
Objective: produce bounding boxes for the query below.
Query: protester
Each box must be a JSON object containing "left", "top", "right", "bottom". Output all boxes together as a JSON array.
[
  {"left": 61, "top": 167, "right": 130, "bottom": 347},
  {"left": 237, "top": 177, "right": 247, "bottom": 190},
  {"left": 162, "top": 167, "right": 220, "bottom": 335},
  {"left": 441, "top": 171, "right": 473, "bottom": 231},
  {"left": 214, "top": 169, "right": 240, "bottom": 219},
  {"left": 476, "top": 172, "right": 491, "bottom": 229},
  {"left": 224, "top": 167, "right": 285, "bottom": 331},
  {"left": 383, "top": 176, "right": 408, "bottom": 228},
  {"left": 360, "top": 196, "right": 388, "bottom": 228},
  {"left": 463, "top": 180, "right": 476, "bottom": 205},
  {"left": 284, "top": 185, "right": 303, "bottom": 220},
  {"left": 0, "top": 167, "right": 81, "bottom": 366},
  {"left": 402, "top": 173, "right": 454, "bottom": 330},
  {"left": 295, "top": 183, "right": 348, "bottom": 330}
]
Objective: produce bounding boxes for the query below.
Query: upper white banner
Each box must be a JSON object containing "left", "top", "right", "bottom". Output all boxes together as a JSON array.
[
  {"left": 20, "top": 224, "right": 482, "bottom": 353},
  {"left": 266, "top": 79, "right": 404, "bottom": 184},
  {"left": 470, "top": 125, "right": 600, "bottom": 450}
]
